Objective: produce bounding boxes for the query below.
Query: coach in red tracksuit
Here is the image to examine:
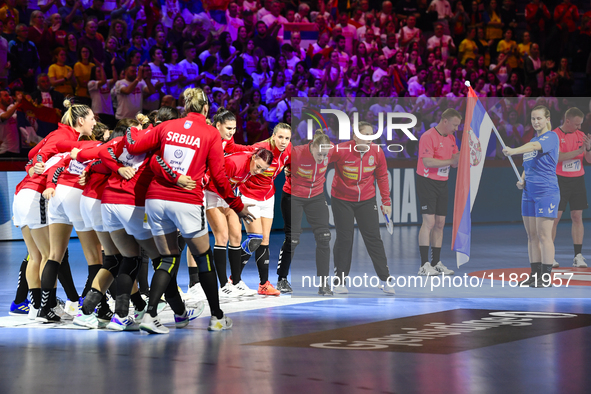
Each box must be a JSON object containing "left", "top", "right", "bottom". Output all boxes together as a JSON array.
[{"left": 329, "top": 121, "right": 394, "bottom": 294}]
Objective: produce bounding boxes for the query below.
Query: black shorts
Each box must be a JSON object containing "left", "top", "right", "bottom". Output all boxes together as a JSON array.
[
  {"left": 416, "top": 175, "right": 448, "bottom": 216},
  {"left": 558, "top": 175, "right": 588, "bottom": 211}
]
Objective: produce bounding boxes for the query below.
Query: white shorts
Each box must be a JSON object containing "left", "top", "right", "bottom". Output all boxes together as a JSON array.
[
  {"left": 101, "top": 204, "right": 152, "bottom": 240},
  {"left": 48, "top": 184, "right": 91, "bottom": 232},
  {"left": 241, "top": 195, "right": 275, "bottom": 219},
  {"left": 80, "top": 196, "right": 104, "bottom": 232},
  {"left": 145, "top": 199, "right": 208, "bottom": 239},
  {"left": 12, "top": 189, "right": 48, "bottom": 229},
  {"left": 205, "top": 190, "right": 229, "bottom": 210}
]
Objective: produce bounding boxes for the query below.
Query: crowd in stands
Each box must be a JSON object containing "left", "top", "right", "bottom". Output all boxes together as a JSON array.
[{"left": 0, "top": 0, "right": 591, "bottom": 158}]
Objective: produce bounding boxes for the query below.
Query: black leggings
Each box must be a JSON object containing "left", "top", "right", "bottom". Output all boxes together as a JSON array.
[
  {"left": 331, "top": 196, "right": 390, "bottom": 281},
  {"left": 277, "top": 192, "right": 331, "bottom": 278}
]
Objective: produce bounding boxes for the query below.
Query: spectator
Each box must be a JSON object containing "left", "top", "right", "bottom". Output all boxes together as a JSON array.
[
  {"left": 198, "top": 40, "right": 221, "bottom": 72},
  {"left": 73, "top": 45, "right": 95, "bottom": 105},
  {"left": 166, "top": 14, "right": 186, "bottom": 50},
  {"left": 178, "top": 42, "right": 201, "bottom": 90},
  {"left": 115, "top": 64, "right": 155, "bottom": 119},
  {"left": 483, "top": 0, "right": 503, "bottom": 41},
  {"left": 2, "top": 16, "right": 16, "bottom": 42},
  {"left": 555, "top": 57, "right": 574, "bottom": 97},
  {"left": 0, "top": 19, "right": 8, "bottom": 88},
  {"left": 294, "top": 3, "right": 310, "bottom": 23},
  {"left": 336, "top": 12, "right": 357, "bottom": 54},
  {"left": 468, "top": 0, "right": 484, "bottom": 27},
  {"left": 148, "top": 46, "right": 168, "bottom": 97},
  {"left": 496, "top": 29, "right": 518, "bottom": 69},
  {"left": 253, "top": 20, "right": 280, "bottom": 58},
  {"left": 518, "top": 31, "right": 532, "bottom": 57},
  {"left": 165, "top": 46, "right": 184, "bottom": 102},
  {"left": 65, "top": 32, "right": 78, "bottom": 67},
  {"left": 48, "top": 47, "right": 74, "bottom": 96},
  {"left": 88, "top": 61, "right": 116, "bottom": 128},
  {"left": 108, "top": 19, "right": 129, "bottom": 53},
  {"left": 524, "top": 42, "right": 545, "bottom": 92},
  {"left": 397, "top": 15, "right": 421, "bottom": 50},
  {"left": 49, "top": 13, "right": 66, "bottom": 47},
  {"left": 28, "top": 11, "right": 54, "bottom": 71},
  {"left": 351, "top": 41, "right": 370, "bottom": 74},
  {"left": 0, "top": 0, "right": 19, "bottom": 25},
  {"left": 427, "top": 23, "right": 455, "bottom": 61},
  {"left": 31, "top": 72, "right": 65, "bottom": 112},
  {"left": 500, "top": 0, "right": 518, "bottom": 30},
  {"left": 84, "top": 0, "right": 109, "bottom": 38},
  {"left": 219, "top": 32, "right": 238, "bottom": 67},
  {"left": 0, "top": 88, "right": 21, "bottom": 156},
  {"left": 553, "top": 0, "right": 579, "bottom": 58},
  {"left": 9, "top": 24, "right": 39, "bottom": 93},
  {"left": 525, "top": 0, "right": 550, "bottom": 48},
  {"left": 127, "top": 32, "right": 149, "bottom": 64},
  {"left": 357, "top": 12, "right": 380, "bottom": 43},
  {"left": 458, "top": 26, "right": 478, "bottom": 65},
  {"left": 110, "top": 0, "right": 142, "bottom": 38},
  {"left": 104, "top": 35, "right": 125, "bottom": 79},
  {"left": 59, "top": 0, "right": 84, "bottom": 25},
  {"left": 226, "top": 2, "right": 244, "bottom": 42},
  {"left": 475, "top": 26, "right": 491, "bottom": 66},
  {"left": 78, "top": 20, "right": 104, "bottom": 65}
]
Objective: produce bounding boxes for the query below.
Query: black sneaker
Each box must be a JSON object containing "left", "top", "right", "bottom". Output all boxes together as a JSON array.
[
  {"left": 318, "top": 285, "right": 333, "bottom": 296},
  {"left": 276, "top": 279, "right": 293, "bottom": 294},
  {"left": 36, "top": 307, "right": 61, "bottom": 323}
]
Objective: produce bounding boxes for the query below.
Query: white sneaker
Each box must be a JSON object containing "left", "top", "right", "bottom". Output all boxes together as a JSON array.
[
  {"left": 380, "top": 281, "right": 396, "bottom": 295},
  {"left": 184, "top": 283, "right": 206, "bottom": 307},
  {"left": 219, "top": 283, "right": 241, "bottom": 299},
  {"left": 73, "top": 312, "right": 99, "bottom": 329},
  {"left": 234, "top": 280, "right": 257, "bottom": 296},
  {"left": 434, "top": 261, "right": 454, "bottom": 275},
  {"left": 208, "top": 315, "right": 233, "bottom": 331},
  {"left": 53, "top": 303, "right": 70, "bottom": 320},
  {"left": 573, "top": 254, "right": 588, "bottom": 268},
  {"left": 28, "top": 306, "right": 38, "bottom": 320},
  {"left": 332, "top": 285, "right": 349, "bottom": 294},
  {"left": 140, "top": 314, "right": 169, "bottom": 334},
  {"left": 174, "top": 302, "right": 205, "bottom": 329},
  {"left": 418, "top": 262, "right": 440, "bottom": 276},
  {"left": 552, "top": 260, "right": 560, "bottom": 268},
  {"left": 106, "top": 314, "right": 139, "bottom": 331},
  {"left": 64, "top": 300, "right": 79, "bottom": 317},
  {"left": 134, "top": 306, "right": 147, "bottom": 322}
]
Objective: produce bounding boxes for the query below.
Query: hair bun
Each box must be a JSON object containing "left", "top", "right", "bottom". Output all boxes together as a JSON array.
[
  {"left": 314, "top": 129, "right": 325, "bottom": 135},
  {"left": 136, "top": 113, "right": 149, "bottom": 125},
  {"left": 63, "top": 98, "right": 73, "bottom": 109}
]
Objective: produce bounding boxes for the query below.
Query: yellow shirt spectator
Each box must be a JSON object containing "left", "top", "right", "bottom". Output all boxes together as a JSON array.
[
  {"left": 497, "top": 38, "right": 519, "bottom": 68},
  {"left": 74, "top": 62, "right": 95, "bottom": 98},
  {"left": 459, "top": 38, "right": 478, "bottom": 65},
  {"left": 0, "top": 5, "right": 18, "bottom": 25},
  {"left": 48, "top": 63, "right": 74, "bottom": 96}
]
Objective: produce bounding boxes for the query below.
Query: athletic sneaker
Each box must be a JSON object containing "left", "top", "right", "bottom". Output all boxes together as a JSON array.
[
  {"left": 381, "top": 281, "right": 396, "bottom": 295},
  {"left": 36, "top": 307, "right": 61, "bottom": 323},
  {"left": 434, "top": 261, "right": 454, "bottom": 275},
  {"left": 106, "top": 314, "right": 139, "bottom": 331},
  {"left": 418, "top": 262, "right": 440, "bottom": 276},
  {"left": 97, "top": 310, "right": 113, "bottom": 329},
  {"left": 28, "top": 305, "right": 39, "bottom": 320},
  {"left": 552, "top": 260, "right": 559, "bottom": 268},
  {"left": 64, "top": 300, "right": 80, "bottom": 317},
  {"left": 276, "top": 278, "right": 293, "bottom": 294},
  {"left": 258, "top": 281, "right": 281, "bottom": 296},
  {"left": 134, "top": 306, "right": 147, "bottom": 322},
  {"left": 53, "top": 303, "right": 70, "bottom": 320},
  {"left": 573, "top": 254, "right": 588, "bottom": 268},
  {"left": 332, "top": 285, "right": 348, "bottom": 294},
  {"left": 219, "top": 283, "right": 241, "bottom": 299},
  {"left": 318, "top": 285, "right": 333, "bottom": 296},
  {"left": 9, "top": 300, "right": 30, "bottom": 316},
  {"left": 174, "top": 302, "right": 205, "bottom": 329},
  {"left": 208, "top": 315, "right": 233, "bottom": 331},
  {"left": 184, "top": 283, "right": 206, "bottom": 307},
  {"left": 234, "top": 280, "right": 257, "bottom": 296},
  {"left": 140, "top": 314, "right": 169, "bottom": 334},
  {"left": 73, "top": 313, "right": 99, "bottom": 329}
]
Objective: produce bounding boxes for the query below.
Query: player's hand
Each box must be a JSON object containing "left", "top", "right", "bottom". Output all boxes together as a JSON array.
[
  {"left": 583, "top": 134, "right": 591, "bottom": 150},
  {"left": 502, "top": 147, "right": 514, "bottom": 157},
  {"left": 78, "top": 171, "right": 88, "bottom": 186},
  {"left": 34, "top": 162, "right": 45, "bottom": 174},
  {"left": 381, "top": 205, "right": 392, "bottom": 217},
  {"left": 284, "top": 165, "right": 291, "bottom": 177},
  {"left": 43, "top": 188, "right": 55, "bottom": 200},
  {"left": 451, "top": 152, "right": 460, "bottom": 165},
  {"left": 70, "top": 148, "right": 81, "bottom": 160},
  {"left": 177, "top": 175, "right": 196, "bottom": 190},
  {"left": 117, "top": 166, "right": 136, "bottom": 180},
  {"left": 238, "top": 204, "right": 256, "bottom": 224},
  {"left": 516, "top": 180, "right": 524, "bottom": 190}
]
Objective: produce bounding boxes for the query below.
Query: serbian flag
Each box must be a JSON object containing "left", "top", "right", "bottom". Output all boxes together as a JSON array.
[{"left": 451, "top": 83, "right": 494, "bottom": 267}]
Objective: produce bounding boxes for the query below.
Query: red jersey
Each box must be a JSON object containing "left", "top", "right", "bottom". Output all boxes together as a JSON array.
[
  {"left": 99, "top": 136, "right": 153, "bottom": 206},
  {"left": 554, "top": 4, "right": 579, "bottom": 33},
  {"left": 30, "top": 123, "right": 80, "bottom": 166},
  {"left": 417, "top": 127, "right": 458, "bottom": 181},
  {"left": 238, "top": 139, "right": 292, "bottom": 201},
  {"left": 554, "top": 127, "right": 587, "bottom": 177},
  {"left": 329, "top": 140, "right": 391, "bottom": 205},
  {"left": 124, "top": 112, "right": 245, "bottom": 212},
  {"left": 16, "top": 151, "right": 69, "bottom": 194},
  {"left": 525, "top": 3, "right": 551, "bottom": 31},
  {"left": 284, "top": 143, "right": 331, "bottom": 199},
  {"left": 222, "top": 136, "right": 255, "bottom": 155},
  {"left": 51, "top": 140, "right": 103, "bottom": 190},
  {"left": 206, "top": 151, "right": 253, "bottom": 197}
]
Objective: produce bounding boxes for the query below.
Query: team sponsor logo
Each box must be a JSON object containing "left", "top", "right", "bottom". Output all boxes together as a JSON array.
[
  {"left": 174, "top": 149, "right": 184, "bottom": 159},
  {"left": 368, "top": 155, "right": 375, "bottom": 166},
  {"left": 296, "top": 167, "right": 313, "bottom": 179},
  {"left": 262, "top": 166, "right": 276, "bottom": 177},
  {"left": 119, "top": 148, "right": 146, "bottom": 170},
  {"left": 319, "top": 167, "right": 327, "bottom": 173},
  {"left": 539, "top": 208, "right": 543, "bottom": 214},
  {"left": 184, "top": 121, "right": 193, "bottom": 129},
  {"left": 524, "top": 151, "right": 538, "bottom": 161},
  {"left": 364, "top": 166, "right": 376, "bottom": 172},
  {"left": 246, "top": 309, "right": 591, "bottom": 354},
  {"left": 343, "top": 165, "right": 358, "bottom": 172},
  {"left": 343, "top": 171, "right": 358, "bottom": 180}
]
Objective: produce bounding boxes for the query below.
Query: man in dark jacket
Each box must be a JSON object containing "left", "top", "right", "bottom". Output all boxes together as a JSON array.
[
  {"left": 8, "top": 24, "right": 39, "bottom": 93},
  {"left": 29, "top": 73, "right": 64, "bottom": 136}
]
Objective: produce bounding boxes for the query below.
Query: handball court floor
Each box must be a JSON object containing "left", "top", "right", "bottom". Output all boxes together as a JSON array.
[{"left": 1, "top": 222, "right": 591, "bottom": 394}]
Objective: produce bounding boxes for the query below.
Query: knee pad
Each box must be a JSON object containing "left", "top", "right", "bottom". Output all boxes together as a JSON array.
[
  {"left": 241, "top": 233, "right": 263, "bottom": 255},
  {"left": 119, "top": 256, "right": 141, "bottom": 279},
  {"left": 177, "top": 231, "right": 186, "bottom": 252},
  {"left": 156, "top": 255, "right": 180, "bottom": 274},
  {"left": 103, "top": 254, "right": 121, "bottom": 276},
  {"left": 290, "top": 234, "right": 300, "bottom": 247},
  {"left": 193, "top": 249, "right": 214, "bottom": 273},
  {"left": 314, "top": 229, "right": 331, "bottom": 248}
]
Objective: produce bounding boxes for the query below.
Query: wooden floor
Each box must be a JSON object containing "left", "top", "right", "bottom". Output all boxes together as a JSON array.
[{"left": 1, "top": 222, "right": 591, "bottom": 394}]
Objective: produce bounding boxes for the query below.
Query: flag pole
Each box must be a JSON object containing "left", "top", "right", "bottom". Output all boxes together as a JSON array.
[{"left": 464, "top": 82, "right": 521, "bottom": 181}]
